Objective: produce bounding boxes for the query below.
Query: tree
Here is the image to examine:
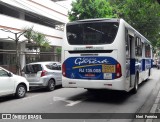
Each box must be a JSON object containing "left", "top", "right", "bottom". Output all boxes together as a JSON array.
[
  {"left": 68, "top": 0, "right": 117, "bottom": 21},
  {"left": 0, "top": 28, "right": 50, "bottom": 75},
  {"left": 24, "top": 28, "right": 51, "bottom": 50},
  {"left": 109, "top": 0, "right": 160, "bottom": 46},
  {"left": 56, "top": 47, "right": 61, "bottom": 61}
]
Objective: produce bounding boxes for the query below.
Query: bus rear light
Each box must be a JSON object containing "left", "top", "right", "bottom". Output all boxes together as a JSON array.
[
  {"left": 62, "top": 63, "right": 66, "bottom": 76},
  {"left": 116, "top": 63, "right": 122, "bottom": 78}
]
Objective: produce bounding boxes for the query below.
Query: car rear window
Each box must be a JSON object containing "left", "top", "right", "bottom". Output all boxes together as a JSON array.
[
  {"left": 45, "top": 63, "right": 61, "bottom": 70},
  {"left": 23, "top": 64, "right": 42, "bottom": 74}
]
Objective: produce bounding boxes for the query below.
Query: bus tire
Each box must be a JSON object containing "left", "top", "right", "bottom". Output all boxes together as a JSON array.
[
  {"left": 131, "top": 75, "right": 138, "bottom": 94},
  {"left": 148, "top": 69, "right": 151, "bottom": 77}
]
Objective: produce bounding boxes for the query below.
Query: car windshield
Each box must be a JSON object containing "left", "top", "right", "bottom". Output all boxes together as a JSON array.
[
  {"left": 23, "top": 64, "right": 42, "bottom": 74},
  {"left": 45, "top": 63, "right": 61, "bottom": 70},
  {"left": 66, "top": 22, "right": 119, "bottom": 45}
]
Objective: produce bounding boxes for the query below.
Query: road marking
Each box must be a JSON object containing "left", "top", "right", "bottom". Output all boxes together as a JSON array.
[
  {"left": 53, "top": 96, "right": 87, "bottom": 106},
  {"left": 66, "top": 98, "right": 87, "bottom": 106},
  {"left": 150, "top": 104, "right": 158, "bottom": 113},
  {"left": 155, "top": 98, "right": 160, "bottom": 104},
  {"left": 22, "top": 94, "right": 41, "bottom": 100}
]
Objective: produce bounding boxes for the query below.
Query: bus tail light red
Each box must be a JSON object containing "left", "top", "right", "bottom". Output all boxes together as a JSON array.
[{"left": 116, "top": 63, "right": 122, "bottom": 78}]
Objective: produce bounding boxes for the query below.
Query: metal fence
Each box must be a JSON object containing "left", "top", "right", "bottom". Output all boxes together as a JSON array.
[{"left": 0, "top": 50, "right": 61, "bottom": 74}]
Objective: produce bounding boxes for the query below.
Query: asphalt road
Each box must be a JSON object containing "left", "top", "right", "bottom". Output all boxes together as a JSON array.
[{"left": 0, "top": 68, "right": 160, "bottom": 122}]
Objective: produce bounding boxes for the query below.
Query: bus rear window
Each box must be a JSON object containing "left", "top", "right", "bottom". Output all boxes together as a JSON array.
[{"left": 66, "top": 22, "right": 119, "bottom": 45}]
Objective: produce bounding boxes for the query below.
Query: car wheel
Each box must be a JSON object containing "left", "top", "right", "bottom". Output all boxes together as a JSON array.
[
  {"left": 47, "top": 79, "right": 55, "bottom": 91},
  {"left": 131, "top": 75, "right": 138, "bottom": 94},
  {"left": 16, "top": 84, "right": 26, "bottom": 98}
]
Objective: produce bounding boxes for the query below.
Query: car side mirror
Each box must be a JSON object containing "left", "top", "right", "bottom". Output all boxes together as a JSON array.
[{"left": 8, "top": 72, "right": 12, "bottom": 77}]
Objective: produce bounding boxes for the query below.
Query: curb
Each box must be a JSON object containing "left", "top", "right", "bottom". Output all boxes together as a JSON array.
[{"left": 146, "top": 91, "right": 160, "bottom": 122}]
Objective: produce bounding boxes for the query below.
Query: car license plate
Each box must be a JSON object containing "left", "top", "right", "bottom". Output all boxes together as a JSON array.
[{"left": 102, "top": 65, "right": 115, "bottom": 73}]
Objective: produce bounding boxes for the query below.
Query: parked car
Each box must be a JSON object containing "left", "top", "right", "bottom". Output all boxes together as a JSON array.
[
  {"left": 157, "top": 60, "right": 160, "bottom": 69},
  {"left": 22, "top": 62, "right": 62, "bottom": 91},
  {"left": 0, "top": 67, "right": 29, "bottom": 98},
  {"left": 152, "top": 60, "right": 157, "bottom": 68}
]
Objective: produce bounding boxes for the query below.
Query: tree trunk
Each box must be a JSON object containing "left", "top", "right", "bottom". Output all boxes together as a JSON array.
[{"left": 15, "top": 34, "right": 20, "bottom": 75}]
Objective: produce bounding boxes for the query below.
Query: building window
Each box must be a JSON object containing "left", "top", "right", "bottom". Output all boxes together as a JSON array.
[{"left": 0, "top": 4, "right": 19, "bottom": 18}]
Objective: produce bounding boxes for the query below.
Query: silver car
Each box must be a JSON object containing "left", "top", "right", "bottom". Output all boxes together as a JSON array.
[{"left": 22, "top": 62, "right": 62, "bottom": 91}]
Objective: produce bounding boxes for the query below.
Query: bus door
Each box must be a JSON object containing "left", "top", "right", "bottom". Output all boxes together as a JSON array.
[{"left": 126, "top": 30, "right": 135, "bottom": 88}]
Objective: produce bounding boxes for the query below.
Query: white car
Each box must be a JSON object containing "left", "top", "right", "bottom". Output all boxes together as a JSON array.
[
  {"left": 22, "top": 62, "right": 62, "bottom": 91},
  {"left": 0, "top": 67, "right": 29, "bottom": 98}
]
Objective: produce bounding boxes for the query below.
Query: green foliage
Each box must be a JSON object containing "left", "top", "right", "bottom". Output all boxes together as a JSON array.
[
  {"left": 69, "top": 0, "right": 117, "bottom": 21},
  {"left": 56, "top": 47, "right": 61, "bottom": 56},
  {"left": 24, "top": 28, "right": 51, "bottom": 50},
  {"left": 23, "top": 27, "right": 34, "bottom": 43},
  {"left": 109, "top": 0, "right": 160, "bottom": 47}
]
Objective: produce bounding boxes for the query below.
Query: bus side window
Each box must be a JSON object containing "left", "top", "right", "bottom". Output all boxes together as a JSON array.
[
  {"left": 126, "top": 35, "right": 130, "bottom": 58},
  {"left": 135, "top": 37, "right": 142, "bottom": 57},
  {"left": 126, "top": 39, "right": 129, "bottom": 57}
]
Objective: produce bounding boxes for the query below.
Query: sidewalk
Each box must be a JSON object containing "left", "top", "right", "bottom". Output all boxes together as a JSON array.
[
  {"left": 145, "top": 71, "right": 160, "bottom": 122},
  {"left": 146, "top": 90, "right": 160, "bottom": 122},
  {"left": 133, "top": 69, "right": 160, "bottom": 122}
]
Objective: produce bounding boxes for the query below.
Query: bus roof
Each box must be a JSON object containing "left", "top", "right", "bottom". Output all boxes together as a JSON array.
[{"left": 67, "top": 18, "right": 120, "bottom": 24}]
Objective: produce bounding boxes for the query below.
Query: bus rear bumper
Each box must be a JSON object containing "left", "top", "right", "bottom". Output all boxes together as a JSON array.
[{"left": 62, "top": 77, "right": 127, "bottom": 91}]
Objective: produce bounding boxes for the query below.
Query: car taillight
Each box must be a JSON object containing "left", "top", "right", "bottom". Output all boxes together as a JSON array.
[
  {"left": 41, "top": 70, "right": 47, "bottom": 77},
  {"left": 62, "top": 63, "right": 66, "bottom": 76},
  {"left": 116, "top": 63, "right": 122, "bottom": 78}
]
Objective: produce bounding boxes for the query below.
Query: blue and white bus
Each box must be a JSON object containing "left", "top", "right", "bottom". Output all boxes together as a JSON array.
[{"left": 62, "top": 18, "right": 152, "bottom": 93}]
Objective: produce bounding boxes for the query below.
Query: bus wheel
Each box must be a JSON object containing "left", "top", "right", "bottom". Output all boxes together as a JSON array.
[
  {"left": 131, "top": 75, "right": 138, "bottom": 94},
  {"left": 148, "top": 69, "right": 151, "bottom": 77}
]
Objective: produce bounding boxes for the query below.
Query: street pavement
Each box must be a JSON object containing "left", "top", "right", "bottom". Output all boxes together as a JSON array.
[
  {"left": 133, "top": 68, "right": 160, "bottom": 122},
  {"left": 1, "top": 68, "right": 160, "bottom": 122}
]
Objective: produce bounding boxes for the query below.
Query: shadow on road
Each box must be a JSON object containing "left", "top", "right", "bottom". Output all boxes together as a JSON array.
[
  {"left": 64, "top": 79, "right": 151, "bottom": 104},
  {"left": 0, "top": 79, "right": 151, "bottom": 104},
  {"left": 29, "top": 85, "right": 62, "bottom": 93},
  {"left": 0, "top": 95, "right": 15, "bottom": 103}
]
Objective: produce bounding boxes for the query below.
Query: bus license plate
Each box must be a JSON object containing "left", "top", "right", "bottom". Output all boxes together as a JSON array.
[
  {"left": 104, "top": 73, "right": 112, "bottom": 79},
  {"left": 102, "top": 65, "right": 115, "bottom": 73}
]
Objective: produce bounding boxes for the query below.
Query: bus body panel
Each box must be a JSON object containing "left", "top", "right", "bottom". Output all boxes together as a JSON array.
[{"left": 62, "top": 76, "right": 126, "bottom": 91}]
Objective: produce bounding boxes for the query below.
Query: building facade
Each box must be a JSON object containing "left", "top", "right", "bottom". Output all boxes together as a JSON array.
[{"left": 0, "top": 0, "right": 69, "bottom": 73}]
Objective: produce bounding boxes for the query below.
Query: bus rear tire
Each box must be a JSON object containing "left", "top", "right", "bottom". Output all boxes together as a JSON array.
[{"left": 131, "top": 75, "right": 138, "bottom": 94}]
